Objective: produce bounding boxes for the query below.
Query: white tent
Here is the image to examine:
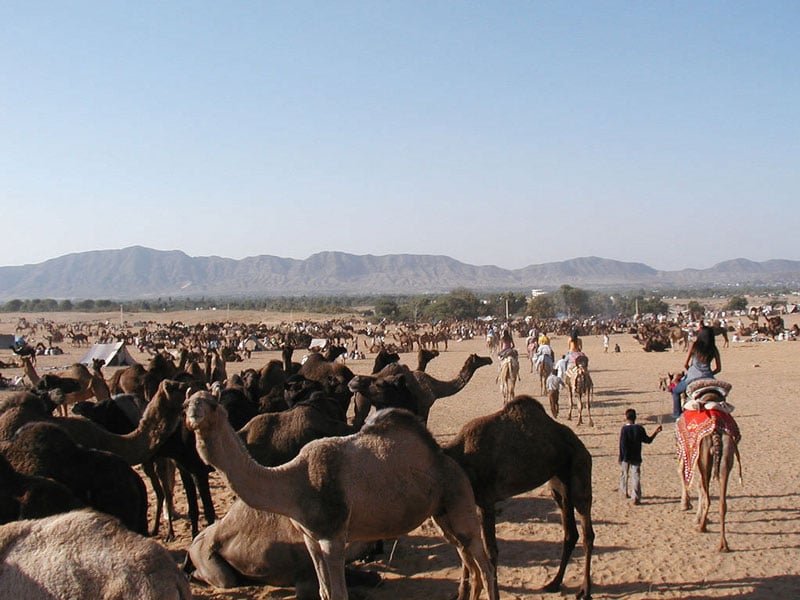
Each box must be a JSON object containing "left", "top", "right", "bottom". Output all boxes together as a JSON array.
[{"left": 79, "top": 342, "right": 139, "bottom": 367}]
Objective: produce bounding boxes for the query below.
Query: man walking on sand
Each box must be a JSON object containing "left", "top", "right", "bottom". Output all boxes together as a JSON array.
[{"left": 619, "top": 408, "right": 662, "bottom": 505}]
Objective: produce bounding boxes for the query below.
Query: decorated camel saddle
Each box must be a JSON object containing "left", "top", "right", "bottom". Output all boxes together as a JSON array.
[
  {"left": 676, "top": 378, "right": 741, "bottom": 486},
  {"left": 683, "top": 378, "right": 734, "bottom": 413}
]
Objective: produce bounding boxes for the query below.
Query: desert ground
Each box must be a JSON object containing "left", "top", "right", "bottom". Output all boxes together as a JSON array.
[{"left": 1, "top": 310, "right": 799, "bottom": 599}]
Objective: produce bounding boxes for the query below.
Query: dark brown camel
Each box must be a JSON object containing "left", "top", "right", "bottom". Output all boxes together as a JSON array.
[
  {"left": 417, "top": 348, "right": 440, "bottom": 371},
  {"left": 443, "top": 395, "right": 594, "bottom": 600},
  {"left": 108, "top": 352, "right": 179, "bottom": 401},
  {"left": 0, "top": 453, "right": 83, "bottom": 524},
  {"left": 348, "top": 353, "right": 492, "bottom": 428},
  {"left": 0, "top": 380, "right": 189, "bottom": 466},
  {"left": 0, "top": 421, "right": 149, "bottom": 534}
]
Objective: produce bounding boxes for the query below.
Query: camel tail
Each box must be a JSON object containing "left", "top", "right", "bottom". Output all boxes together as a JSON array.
[
  {"left": 711, "top": 431, "right": 722, "bottom": 481},
  {"left": 735, "top": 444, "right": 743, "bottom": 486}
]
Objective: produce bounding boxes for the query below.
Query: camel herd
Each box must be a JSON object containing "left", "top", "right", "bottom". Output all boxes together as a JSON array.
[{"left": 0, "top": 309, "right": 766, "bottom": 599}]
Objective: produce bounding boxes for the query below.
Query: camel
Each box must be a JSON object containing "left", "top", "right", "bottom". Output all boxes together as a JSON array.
[
  {"left": 108, "top": 352, "right": 179, "bottom": 401},
  {"left": 496, "top": 351, "right": 520, "bottom": 404},
  {"left": 0, "top": 380, "right": 189, "bottom": 466},
  {"left": 186, "top": 499, "right": 379, "bottom": 596},
  {"left": 89, "top": 357, "right": 111, "bottom": 401},
  {"left": 485, "top": 331, "right": 499, "bottom": 356},
  {"left": 0, "top": 509, "right": 192, "bottom": 600},
  {"left": 348, "top": 353, "right": 492, "bottom": 428},
  {"left": 0, "top": 421, "right": 149, "bottom": 534},
  {"left": 186, "top": 392, "right": 376, "bottom": 597},
  {"left": 416, "top": 347, "right": 439, "bottom": 371},
  {"left": 19, "top": 355, "right": 39, "bottom": 386},
  {"left": 537, "top": 355, "right": 553, "bottom": 396},
  {"left": 0, "top": 453, "right": 83, "bottom": 523},
  {"left": 443, "top": 395, "right": 594, "bottom": 600},
  {"left": 668, "top": 326, "right": 688, "bottom": 351},
  {"left": 185, "top": 392, "right": 498, "bottom": 600},
  {"left": 566, "top": 362, "right": 594, "bottom": 426},
  {"left": 298, "top": 352, "right": 355, "bottom": 415},
  {"left": 677, "top": 384, "right": 742, "bottom": 552}
]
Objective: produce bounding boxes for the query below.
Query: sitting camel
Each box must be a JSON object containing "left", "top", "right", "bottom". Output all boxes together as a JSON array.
[
  {"left": 185, "top": 392, "right": 498, "bottom": 600},
  {"left": 0, "top": 453, "right": 83, "bottom": 523},
  {"left": 348, "top": 353, "right": 492, "bottom": 428},
  {"left": 444, "top": 395, "right": 594, "bottom": 600},
  {"left": 0, "top": 509, "right": 192, "bottom": 599}
]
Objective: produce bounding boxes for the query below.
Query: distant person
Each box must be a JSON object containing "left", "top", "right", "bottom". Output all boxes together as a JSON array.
[
  {"left": 498, "top": 328, "right": 515, "bottom": 358},
  {"left": 546, "top": 370, "right": 564, "bottom": 418},
  {"left": 603, "top": 334, "right": 609, "bottom": 353},
  {"left": 619, "top": 408, "right": 662, "bottom": 505}
]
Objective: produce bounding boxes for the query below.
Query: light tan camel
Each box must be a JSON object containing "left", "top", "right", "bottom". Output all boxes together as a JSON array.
[
  {"left": 444, "top": 395, "right": 594, "bottom": 600},
  {"left": 19, "top": 355, "right": 39, "bottom": 386},
  {"left": 496, "top": 352, "right": 520, "bottom": 404},
  {"left": 566, "top": 364, "right": 594, "bottom": 426},
  {"left": 668, "top": 326, "right": 688, "bottom": 351},
  {"left": 0, "top": 509, "right": 191, "bottom": 599},
  {"left": 185, "top": 391, "right": 498, "bottom": 600}
]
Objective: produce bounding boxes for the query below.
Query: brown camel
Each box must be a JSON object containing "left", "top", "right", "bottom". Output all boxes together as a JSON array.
[
  {"left": 89, "top": 357, "right": 111, "bottom": 401},
  {"left": 0, "top": 509, "right": 192, "bottom": 600},
  {"left": 19, "top": 355, "right": 39, "bottom": 386},
  {"left": 0, "top": 453, "right": 83, "bottom": 523},
  {"left": 1, "top": 421, "right": 149, "bottom": 534},
  {"left": 348, "top": 353, "right": 492, "bottom": 428},
  {"left": 185, "top": 392, "right": 498, "bottom": 600},
  {"left": 668, "top": 326, "right": 688, "bottom": 351},
  {"left": 678, "top": 386, "right": 742, "bottom": 552},
  {"left": 108, "top": 352, "right": 179, "bottom": 401},
  {"left": 416, "top": 347, "right": 439, "bottom": 371},
  {"left": 444, "top": 395, "right": 594, "bottom": 600},
  {"left": 0, "top": 380, "right": 188, "bottom": 466}
]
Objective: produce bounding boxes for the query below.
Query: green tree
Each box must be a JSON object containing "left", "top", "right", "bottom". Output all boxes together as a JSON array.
[
  {"left": 725, "top": 296, "right": 748, "bottom": 312},
  {"left": 374, "top": 298, "right": 399, "bottom": 318},
  {"left": 3, "top": 299, "right": 23, "bottom": 312},
  {"left": 527, "top": 294, "right": 556, "bottom": 319},
  {"left": 559, "top": 285, "right": 590, "bottom": 317}
]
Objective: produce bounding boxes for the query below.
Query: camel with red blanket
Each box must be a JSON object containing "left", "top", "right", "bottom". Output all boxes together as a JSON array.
[{"left": 676, "top": 379, "right": 742, "bottom": 552}]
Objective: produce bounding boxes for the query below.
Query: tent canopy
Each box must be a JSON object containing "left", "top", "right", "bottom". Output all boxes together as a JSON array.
[{"left": 79, "top": 342, "right": 139, "bottom": 367}]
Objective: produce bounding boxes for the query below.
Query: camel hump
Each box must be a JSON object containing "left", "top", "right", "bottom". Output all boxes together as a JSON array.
[{"left": 361, "top": 408, "right": 440, "bottom": 453}]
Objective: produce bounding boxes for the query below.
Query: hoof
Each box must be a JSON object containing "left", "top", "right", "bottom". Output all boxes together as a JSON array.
[{"left": 541, "top": 579, "right": 561, "bottom": 593}]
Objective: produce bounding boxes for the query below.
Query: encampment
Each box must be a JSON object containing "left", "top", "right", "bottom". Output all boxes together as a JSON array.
[
  {"left": 0, "top": 334, "right": 16, "bottom": 352},
  {"left": 79, "top": 342, "right": 139, "bottom": 367}
]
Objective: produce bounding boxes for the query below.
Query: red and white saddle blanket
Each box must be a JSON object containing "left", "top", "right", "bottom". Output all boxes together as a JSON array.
[{"left": 676, "top": 408, "right": 741, "bottom": 486}]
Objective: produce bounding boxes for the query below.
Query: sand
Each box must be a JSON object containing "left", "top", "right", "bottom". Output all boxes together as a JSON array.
[{"left": 1, "top": 311, "right": 799, "bottom": 599}]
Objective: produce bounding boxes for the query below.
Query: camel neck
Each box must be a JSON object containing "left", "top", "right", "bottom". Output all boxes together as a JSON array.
[{"left": 196, "top": 416, "right": 298, "bottom": 519}]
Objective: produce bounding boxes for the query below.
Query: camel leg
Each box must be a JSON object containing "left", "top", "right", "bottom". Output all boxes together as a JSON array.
[
  {"left": 435, "top": 512, "right": 496, "bottom": 600},
  {"left": 717, "top": 439, "right": 734, "bottom": 552},
  {"left": 566, "top": 380, "right": 574, "bottom": 421},
  {"left": 186, "top": 527, "right": 241, "bottom": 588},
  {"left": 300, "top": 533, "right": 335, "bottom": 600},
  {"left": 586, "top": 384, "right": 594, "bottom": 427},
  {"left": 679, "top": 460, "right": 692, "bottom": 510},
  {"left": 545, "top": 483, "right": 580, "bottom": 595},
  {"left": 696, "top": 448, "right": 711, "bottom": 532}
]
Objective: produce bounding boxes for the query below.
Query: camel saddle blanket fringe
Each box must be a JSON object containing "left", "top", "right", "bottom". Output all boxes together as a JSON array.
[{"left": 677, "top": 409, "right": 742, "bottom": 486}]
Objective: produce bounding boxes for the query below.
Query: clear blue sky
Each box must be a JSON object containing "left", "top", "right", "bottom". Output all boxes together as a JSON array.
[{"left": 2, "top": 2, "right": 798, "bottom": 271}]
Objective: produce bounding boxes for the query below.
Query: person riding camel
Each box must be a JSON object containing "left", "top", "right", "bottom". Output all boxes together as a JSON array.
[
  {"left": 670, "top": 323, "right": 721, "bottom": 419},
  {"left": 498, "top": 328, "right": 516, "bottom": 359},
  {"left": 566, "top": 329, "right": 587, "bottom": 368}
]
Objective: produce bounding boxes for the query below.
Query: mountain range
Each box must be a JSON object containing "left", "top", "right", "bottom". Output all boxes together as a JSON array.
[{"left": 1, "top": 246, "right": 799, "bottom": 300}]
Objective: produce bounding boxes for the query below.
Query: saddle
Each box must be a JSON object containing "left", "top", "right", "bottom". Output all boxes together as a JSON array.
[{"left": 683, "top": 379, "right": 734, "bottom": 413}]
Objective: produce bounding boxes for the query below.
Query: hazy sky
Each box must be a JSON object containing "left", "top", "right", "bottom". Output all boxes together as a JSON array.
[{"left": 2, "top": 2, "right": 798, "bottom": 271}]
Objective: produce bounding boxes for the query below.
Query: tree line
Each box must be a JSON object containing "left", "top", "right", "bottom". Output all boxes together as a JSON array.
[{"left": 0, "top": 286, "right": 768, "bottom": 321}]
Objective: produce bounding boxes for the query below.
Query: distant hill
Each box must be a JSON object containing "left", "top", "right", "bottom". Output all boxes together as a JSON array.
[{"left": 1, "top": 246, "right": 799, "bottom": 300}]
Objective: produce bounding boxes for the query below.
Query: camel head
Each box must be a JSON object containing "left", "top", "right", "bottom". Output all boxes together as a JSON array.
[
  {"left": 349, "top": 372, "right": 418, "bottom": 413},
  {"left": 184, "top": 390, "right": 224, "bottom": 433},
  {"left": 465, "top": 354, "right": 493, "bottom": 372}
]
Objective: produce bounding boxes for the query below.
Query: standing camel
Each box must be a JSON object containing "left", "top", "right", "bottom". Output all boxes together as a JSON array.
[
  {"left": 566, "top": 362, "right": 594, "bottom": 426},
  {"left": 185, "top": 392, "right": 498, "bottom": 600},
  {"left": 677, "top": 383, "right": 742, "bottom": 552},
  {"left": 348, "top": 354, "right": 492, "bottom": 428},
  {"left": 496, "top": 351, "right": 520, "bottom": 405},
  {"left": 444, "top": 395, "right": 594, "bottom": 600},
  {"left": 537, "top": 357, "right": 553, "bottom": 396}
]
